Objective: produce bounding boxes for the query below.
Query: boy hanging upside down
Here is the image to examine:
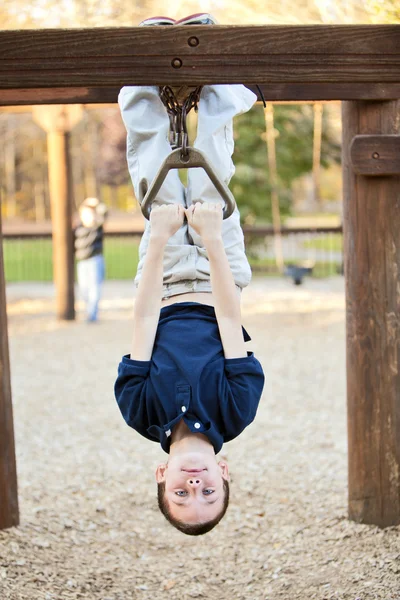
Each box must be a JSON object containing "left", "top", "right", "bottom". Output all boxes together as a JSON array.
[{"left": 114, "top": 14, "right": 265, "bottom": 536}]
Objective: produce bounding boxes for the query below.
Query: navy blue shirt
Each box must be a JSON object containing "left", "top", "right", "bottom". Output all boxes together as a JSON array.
[{"left": 114, "top": 302, "right": 265, "bottom": 454}]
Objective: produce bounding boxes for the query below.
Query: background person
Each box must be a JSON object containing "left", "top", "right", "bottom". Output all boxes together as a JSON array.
[{"left": 75, "top": 197, "right": 108, "bottom": 322}]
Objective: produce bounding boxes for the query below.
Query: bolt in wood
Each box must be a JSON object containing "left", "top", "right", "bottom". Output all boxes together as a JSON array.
[{"left": 171, "top": 58, "right": 182, "bottom": 69}]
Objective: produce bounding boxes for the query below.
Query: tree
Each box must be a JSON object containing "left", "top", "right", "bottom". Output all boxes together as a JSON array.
[
  {"left": 365, "top": 0, "right": 400, "bottom": 22},
  {"left": 231, "top": 103, "right": 341, "bottom": 223},
  {"left": 0, "top": 0, "right": 398, "bottom": 30},
  {"left": 96, "top": 109, "right": 128, "bottom": 188}
]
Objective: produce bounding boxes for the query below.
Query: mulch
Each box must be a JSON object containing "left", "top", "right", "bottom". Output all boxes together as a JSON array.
[{"left": 1, "top": 278, "right": 399, "bottom": 600}]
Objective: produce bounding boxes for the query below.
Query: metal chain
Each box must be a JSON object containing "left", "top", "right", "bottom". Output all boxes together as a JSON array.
[{"left": 159, "top": 86, "right": 202, "bottom": 157}]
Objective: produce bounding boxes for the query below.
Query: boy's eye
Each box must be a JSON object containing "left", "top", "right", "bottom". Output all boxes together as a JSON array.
[
  {"left": 175, "top": 490, "right": 188, "bottom": 497},
  {"left": 203, "top": 489, "right": 214, "bottom": 495}
]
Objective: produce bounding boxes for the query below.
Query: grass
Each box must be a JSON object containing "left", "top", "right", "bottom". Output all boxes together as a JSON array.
[
  {"left": 103, "top": 238, "right": 139, "bottom": 280},
  {"left": 3, "top": 237, "right": 341, "bottom": 283},
  {"left": 4, "top": 239, "right": 54, "bottom": 282},
  {"left": 3, "top": 237, "right": 140, "bottom": 283},
  {"left": 302, "top": 234, "right": 343, "bottom": 252}
]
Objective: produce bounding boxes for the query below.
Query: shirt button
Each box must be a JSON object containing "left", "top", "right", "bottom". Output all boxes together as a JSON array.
[
  {"left": 181, "top": 406, "right": 186, "bottom": 413},
  {"left": 194, "top": 422, "right": 201, "bottom": 429}
]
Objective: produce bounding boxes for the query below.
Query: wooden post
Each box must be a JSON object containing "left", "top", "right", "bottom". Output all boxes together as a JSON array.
[
  {"left": 312, "top": 102, "right": 323, "bottom": 208},
  {"left": 342, "top": 100, "right": 400, "bottom": 527},
  {"left": 33, "top": 142, "right": 46, "bottom": 222},
  {"left": 33, "top": 106, "right": 83, "bottom": 320},
  {"left": 264, "top": 104, "right": 284, "bottom": 273},
  {"left": 0, "top": 206, "right": 19, "bottom": 530},
  {"left": 4, "top": 116, "right": 17, "bottom": 219},
  {"left": 85, "top": 114, "right": 101, "bottom": 200}
]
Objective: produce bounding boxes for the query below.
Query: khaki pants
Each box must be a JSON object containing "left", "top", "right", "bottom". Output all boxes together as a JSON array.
[{"left": 118, "top": 85, "right": 256, "bottom": 299}]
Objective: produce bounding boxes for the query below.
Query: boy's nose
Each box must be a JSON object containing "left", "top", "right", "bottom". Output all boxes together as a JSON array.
[{"left": 187, "top": 478, "right": 202, "bottom": 487}]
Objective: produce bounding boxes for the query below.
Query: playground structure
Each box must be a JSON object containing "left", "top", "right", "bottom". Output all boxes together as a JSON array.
[{"left": 0, "top": 24, "right": 399, "bottom": 531}]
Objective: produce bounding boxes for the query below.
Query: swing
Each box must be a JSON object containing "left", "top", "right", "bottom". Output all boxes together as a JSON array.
[{"left": 141, "top": 87, "right": 236, "bottom": 221}]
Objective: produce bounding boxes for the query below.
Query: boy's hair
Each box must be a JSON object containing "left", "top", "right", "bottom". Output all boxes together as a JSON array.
[{"left": 157, "top": 479, "right": 230, "bottom": 536}]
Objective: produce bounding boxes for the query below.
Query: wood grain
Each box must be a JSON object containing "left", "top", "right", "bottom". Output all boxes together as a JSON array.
[
  {"left": 351, "top": 135, "right": 400, "bottom": 175},
  {"left": 1, "top": 83, "right": 400, "bottom": 107},
  {"left": 0, "top": 25, "right": 398, "bottom": 102},
  {"left": 0, "top": 206, "right": 19, "bottom": 530},
  {"left": 343, "top": 99, "right": 400, "bottom": 527},
  {"left": 0, "top": 25, "right": 399, "bottom": 58},
  {"left": 0, "top": 58, "right": 399, "bottom": 87}
]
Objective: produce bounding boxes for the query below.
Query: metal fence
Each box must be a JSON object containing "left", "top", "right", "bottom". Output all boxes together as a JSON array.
[
  {"left": 243, "top": 226, "right": 343, "bottom": 278},
  {"left": 3, "top": 226, "right": 343, "bottom": 283}
]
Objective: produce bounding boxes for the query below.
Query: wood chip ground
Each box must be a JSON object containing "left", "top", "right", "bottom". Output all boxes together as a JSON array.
[{"left": 1, "top": 278, "right": 399, "bottom": 600}]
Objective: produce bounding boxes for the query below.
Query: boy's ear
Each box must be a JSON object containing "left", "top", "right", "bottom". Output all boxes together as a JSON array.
[
  {"left": 218, "top": 461, "right": 230, "bottom": 481},
  {"left": 155, "top": 464, "right": 167, "bottom": 482}
]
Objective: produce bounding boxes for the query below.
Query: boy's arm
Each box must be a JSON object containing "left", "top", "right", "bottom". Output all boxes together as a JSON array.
[
  {"left": 130, "top": 204, "right": 185, "bottom": 361},
  {"left": 204, "top": 237, "right": 248, "bottom": 359},
  {"left": 186, "top": 203, "right": 247, "bottom": 360},
  {"left": 130, "top": 235, "right": 166, "bottom": 361}
]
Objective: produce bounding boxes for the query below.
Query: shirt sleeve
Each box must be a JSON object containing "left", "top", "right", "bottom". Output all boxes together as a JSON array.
[
  {"left": 221, "top": 352, "right": 265, "bottom": 441},
  {"left": 114, "top": 355, "right": 151, "bottom": 431}
]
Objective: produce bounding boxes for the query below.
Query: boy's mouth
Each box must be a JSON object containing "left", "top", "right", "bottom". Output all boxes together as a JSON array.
[{"left": 181, "top": 468, "right": 206, "bottom": 473}]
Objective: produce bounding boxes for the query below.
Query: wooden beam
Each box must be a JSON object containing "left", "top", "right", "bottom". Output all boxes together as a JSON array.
[
  {"left": 351, "top": 135, "right": 400, "bottom": 176},
  {"left": 0, "top": 26, "right": 399, "bottom": 105},
  {"left": 0, "top": 86, "right": 399, "bottom": 107},
  {"left": 2, "top": 25, "right": 399, "bottom": 60},
  {"left": 343, "top": 99, "right": 400, "bottom": 527},
  {"left": 0, "top": 205, "right": 19, "bottom": 530}
]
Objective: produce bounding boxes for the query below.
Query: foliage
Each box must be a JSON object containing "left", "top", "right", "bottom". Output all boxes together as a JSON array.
[
  {"left": 365, "top": 0, "right": 400, "bottom": 22},
  {"left": 0, "top": 0, "right": 385, "bottom": 28},
  {"left": 0, "top": 100, "right": 342, "bottom": 223},
  {"left": 96, "top": 109, "right": 128, "bottom": 187},
  {"left": 0, "top": 0, "right": 395, "bottom": 224},
  {"left": 0, "top": 0, "right": 398, "bottom": 31},
  {"left": 231, "top": 103, "right": 341, "bottom": 223}
]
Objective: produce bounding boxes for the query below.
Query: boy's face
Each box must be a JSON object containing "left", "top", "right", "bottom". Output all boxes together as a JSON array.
[{"left": 156, "top": 453, "right": 229, "bottom": 524}]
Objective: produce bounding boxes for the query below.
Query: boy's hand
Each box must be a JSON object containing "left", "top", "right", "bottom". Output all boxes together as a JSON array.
[
  {"left": 149, "top": 204, "right": 185, "bottom": 243},
  {"left": 185, "top": 203, "right": 223, "bottom": 244}
]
